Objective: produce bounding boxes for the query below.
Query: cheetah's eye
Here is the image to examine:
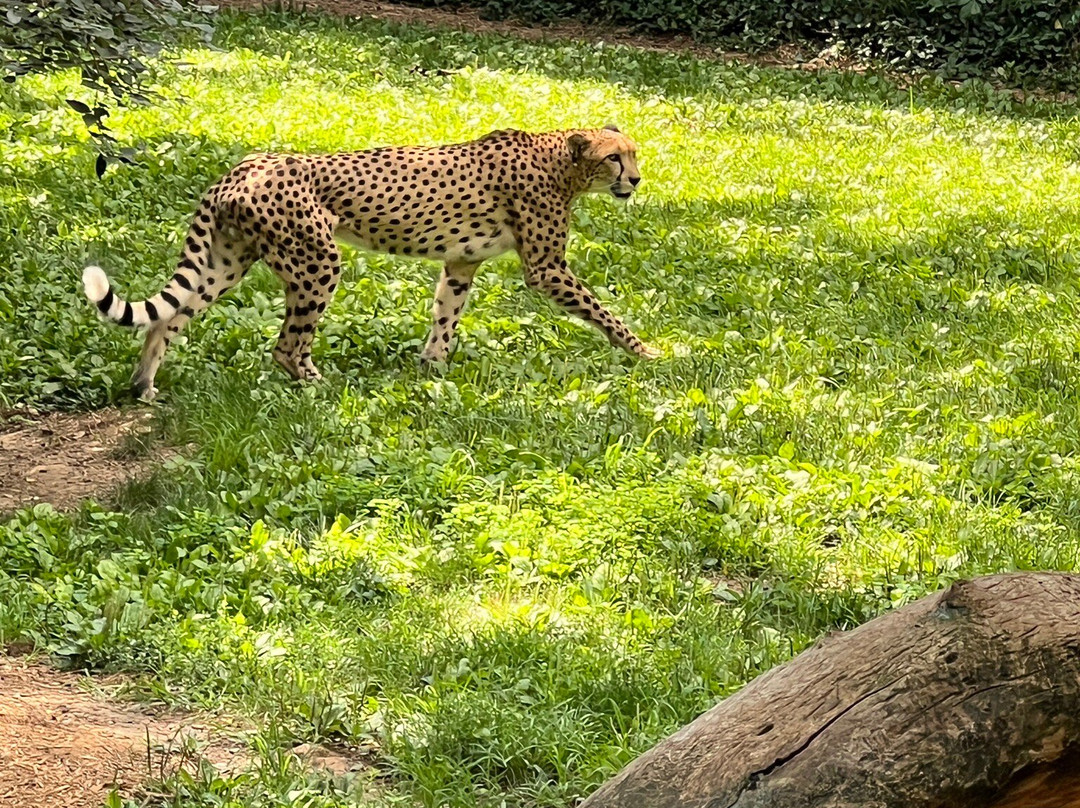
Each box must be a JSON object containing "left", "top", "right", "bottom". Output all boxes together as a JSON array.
[{"left": 607, "top": 155, "right": 621, "bottom": 162}]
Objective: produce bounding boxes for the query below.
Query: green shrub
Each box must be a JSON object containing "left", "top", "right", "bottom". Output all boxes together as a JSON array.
[
  {"left": 412, "top": 0, "right": 1080, "bottom": 80},
  {"left": 1, "top": 0, "right": 214, "bottom": 97},
  {"left": 0, "top": 0, "right": 213, "bottom": 150}
]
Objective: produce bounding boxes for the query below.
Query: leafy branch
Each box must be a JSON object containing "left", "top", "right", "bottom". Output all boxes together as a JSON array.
[{"left": 1, "top": 0, "right": 216, "bottom": 172}]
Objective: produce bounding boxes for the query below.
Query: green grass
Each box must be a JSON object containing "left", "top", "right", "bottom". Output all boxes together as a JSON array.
[{"left": 3, "top": 7, "right": 1080, "bottom": 807}]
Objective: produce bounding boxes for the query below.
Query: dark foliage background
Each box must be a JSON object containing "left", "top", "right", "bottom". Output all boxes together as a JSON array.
[{"left": 414, "top": 0, "right": 1080, "bottom": 82}]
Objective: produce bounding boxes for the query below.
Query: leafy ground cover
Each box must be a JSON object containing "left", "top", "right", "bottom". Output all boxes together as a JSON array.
[{"left": 3, "top": 6, "right": 1080, "bottom": 806}]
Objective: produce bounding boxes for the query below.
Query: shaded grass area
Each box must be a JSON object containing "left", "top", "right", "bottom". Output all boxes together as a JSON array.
[{"left": 2, "top": 8, "right": 1080, "bottom": 807}]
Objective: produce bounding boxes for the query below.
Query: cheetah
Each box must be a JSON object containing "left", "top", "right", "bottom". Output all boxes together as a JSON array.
[{"left": 82, "top": 126, "right": 659, "bottom": 400}]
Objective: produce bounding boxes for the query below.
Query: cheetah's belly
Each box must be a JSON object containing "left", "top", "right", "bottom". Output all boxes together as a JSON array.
[
  {"left": 442, "top": 227, "right": 517, "bottom": 263},
  {"left": 335, "top": 222, "right": 517, "bottom": 264}
]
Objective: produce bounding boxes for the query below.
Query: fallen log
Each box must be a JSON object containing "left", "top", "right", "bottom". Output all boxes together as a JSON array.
[{"left": 581, "top": 573, "right": 1080, "bottom": 808}]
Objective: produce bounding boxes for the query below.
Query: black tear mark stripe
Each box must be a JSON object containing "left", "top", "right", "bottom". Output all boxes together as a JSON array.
[{"left": 96, "top": 287, "right": 114, "bottom": 315}]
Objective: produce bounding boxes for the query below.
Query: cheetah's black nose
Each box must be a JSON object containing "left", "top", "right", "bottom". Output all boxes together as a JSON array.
[{"left": 629, "top": 177, "right": 641, "bottom": 187}]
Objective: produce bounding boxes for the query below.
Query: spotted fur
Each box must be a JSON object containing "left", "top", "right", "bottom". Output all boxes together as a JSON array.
[{"left": 82, "top": 126, "right": 658, "bottom": 400}]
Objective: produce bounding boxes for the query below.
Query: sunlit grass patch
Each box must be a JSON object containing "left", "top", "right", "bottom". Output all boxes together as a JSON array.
[{"left": 3, "top": 6, "right": 1080, "bottom": 807}]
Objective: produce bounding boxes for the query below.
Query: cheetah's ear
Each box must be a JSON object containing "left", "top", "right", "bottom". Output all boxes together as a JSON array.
[
  {"left": 567, "top": 132, "right": 591, "bottom": 164},
  {"left": 603, "top": 124, "right": 620, "bottom": 132}
]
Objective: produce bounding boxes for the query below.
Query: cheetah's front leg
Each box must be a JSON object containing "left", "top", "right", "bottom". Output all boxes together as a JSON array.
[
  {"left": 525, "top": 258, "right": 658, "bottom": 359},
  {"left": 420, "top": 261, "right": 480, "bottom": 363}
]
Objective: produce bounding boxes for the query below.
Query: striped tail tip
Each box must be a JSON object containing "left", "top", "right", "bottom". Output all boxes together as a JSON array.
[{"left": 82, "top": 264, "right": 117, "bottom": 320}]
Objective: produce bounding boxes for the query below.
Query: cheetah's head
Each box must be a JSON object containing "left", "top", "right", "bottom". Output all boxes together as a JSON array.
[{"left": 567, "top": 125, "right": 640, "bottom": 200}]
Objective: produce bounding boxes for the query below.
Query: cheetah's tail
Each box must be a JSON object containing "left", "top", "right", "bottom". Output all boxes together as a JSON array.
[
  {"left": 82, "top": 201, "right": 217, "bottom": 327},
  {"left": 82, "top": 265, "right": 198, "bottom": 328}
]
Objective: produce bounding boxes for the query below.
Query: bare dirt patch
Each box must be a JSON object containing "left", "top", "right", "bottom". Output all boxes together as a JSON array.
[
  {"left": 0, "top": 655, "right": 378, "bottom": 807},
  {"left": 0, "top": 655, "right": 249, "bottom": 808},
  {"left": 0, "top": 408, "right": 166, "bottom": 514}
]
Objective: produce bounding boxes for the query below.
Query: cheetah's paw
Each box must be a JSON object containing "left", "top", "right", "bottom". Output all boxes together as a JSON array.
[{"left": 636, "top": 343, "right": 663, "bottom": 360}]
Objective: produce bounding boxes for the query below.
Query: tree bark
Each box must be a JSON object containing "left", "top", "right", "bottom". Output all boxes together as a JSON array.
[{"left": 580, "top": 573, "right": 1080, "bottom": 808}]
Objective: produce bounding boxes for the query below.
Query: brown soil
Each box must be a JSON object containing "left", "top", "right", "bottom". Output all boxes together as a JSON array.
[
  {"left": 0, "top": 655, "right": 249, "bottom": 808},
  {"left": 0, "top": 408, "right": 166, "bottom": 514},
  {"left": 0, "top": 655, "right": 373, "bottom": 808}
]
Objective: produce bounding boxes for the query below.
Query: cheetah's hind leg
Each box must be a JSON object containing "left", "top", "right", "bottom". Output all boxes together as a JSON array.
[
  {"left": 130, "top": 229, "right": 257, "bottom": 400},
  {"left": 263, "top": 231, "right": 341, "bottom": 382}
]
